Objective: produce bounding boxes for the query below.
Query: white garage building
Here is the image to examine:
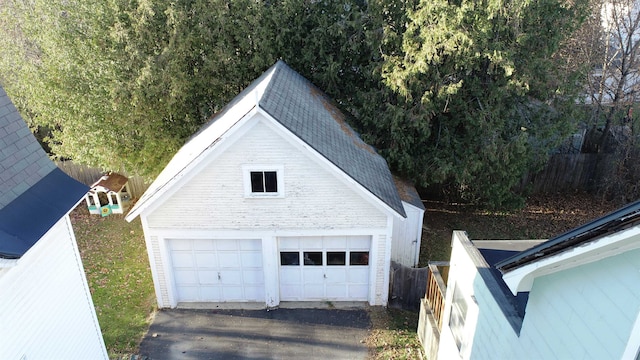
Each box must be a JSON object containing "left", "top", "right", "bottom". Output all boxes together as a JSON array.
[{"left": 126, "top": 61, "right": 424, "bottom": 308}]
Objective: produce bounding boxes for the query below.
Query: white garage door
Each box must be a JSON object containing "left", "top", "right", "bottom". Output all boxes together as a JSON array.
[
  {"left": 168, "top": 239, "right": 264, "bottom": 302},
  {"left": 279, "top": 236, "right": 370, "bottom": 301}
]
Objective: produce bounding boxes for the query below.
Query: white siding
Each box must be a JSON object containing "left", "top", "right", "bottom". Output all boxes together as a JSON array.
[
  {"left": 438, "top": 232, "right": 484, "bottom": 360},
  {"left": 391, "top": 202, "right": 424, "bottom": 267},
  {"left": 141, "top": 114, "right": 395, "bottom": 307},
  {"left": 147, "top": 118, "right": 387, "bottom": 231},
  {"left": 374, "top": 233, "right": 389, "bottom": 305},
  {"left": 149, "top": 235, "right": 171, "bottom": 307},
  {"left": 0, "top": 216, "right": 108, "bottom": 359}
]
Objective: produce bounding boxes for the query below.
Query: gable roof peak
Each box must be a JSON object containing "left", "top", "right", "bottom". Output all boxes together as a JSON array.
[{"left": 127, "top": 60, "right": 407, "bottom": 220}]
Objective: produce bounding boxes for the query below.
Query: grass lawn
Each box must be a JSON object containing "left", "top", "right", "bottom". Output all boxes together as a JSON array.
[
  {"left": 71, "top": 206, "right": 156, "bottom": 359},
  {"left": 367, "top": 307, "right": 422, "bottom": 360}
]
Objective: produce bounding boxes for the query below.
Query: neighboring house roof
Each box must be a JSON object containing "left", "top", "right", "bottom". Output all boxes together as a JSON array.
[
  {"left": 127, "top": 60, "right": 406, "bottom": 220},
  {"left": 496, "top": 199, "right": 640, "bottom": 272},
  {"left": 495, "top": 199, "right": 640, "bottom": 294},
  {"left": 0, "top": 86, "right": 88, "bottom": 259}
]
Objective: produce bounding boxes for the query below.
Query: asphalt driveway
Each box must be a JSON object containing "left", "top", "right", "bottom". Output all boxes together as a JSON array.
[{"left": 139, "top": 307, "right": 370, "bottom": 360}]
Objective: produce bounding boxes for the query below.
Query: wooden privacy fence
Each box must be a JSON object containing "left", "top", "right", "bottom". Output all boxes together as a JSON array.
[
  {"left": 523, "top": 153, "right": 615, "bottom": 194},
  {"left": 55, "top": 161, "right": 149, "bottom": 199},
  {"left": 389, "top": 261, "right": 429, "bottom": 311}
]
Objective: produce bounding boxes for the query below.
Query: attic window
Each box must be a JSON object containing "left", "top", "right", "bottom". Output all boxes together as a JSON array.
[
  {"left": 251, "top": 171, "right": 277, "bottom": 193},
  {"left": 243, "top": 165, "right": 284, "bottom": 197}
]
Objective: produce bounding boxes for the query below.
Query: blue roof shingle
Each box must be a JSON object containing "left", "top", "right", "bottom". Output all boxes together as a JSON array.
[{"left": 0, "top": 85, "right": 88, "bottom": 258}]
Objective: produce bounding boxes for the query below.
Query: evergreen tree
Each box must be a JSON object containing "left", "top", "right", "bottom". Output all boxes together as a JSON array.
[
  {"left": 380, "top": 0, "right": 588, "bottom": 207},
  {"left": 0, "top": 0, "right": 588, "bottom": 208}
]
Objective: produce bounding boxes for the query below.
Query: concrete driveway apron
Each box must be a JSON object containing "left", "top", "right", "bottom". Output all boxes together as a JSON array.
[{"left": 139, "top": 308, "right": 370, "bottom": 360}]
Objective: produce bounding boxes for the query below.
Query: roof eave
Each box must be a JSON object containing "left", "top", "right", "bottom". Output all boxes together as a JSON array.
[
  {"left": 501, "top": 225, "right": 640, "bottom": 294},
  {"left": 496, "top": 199, "right": 640, "bottom": 272}
]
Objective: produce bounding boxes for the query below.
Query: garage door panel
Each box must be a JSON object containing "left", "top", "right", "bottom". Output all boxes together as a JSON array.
[
  {"left": 304, "top": 268, "right": 325, "bottom": 283},
  {"left": 221, "top": 286, "right": 244, "bottom": 300},
  {"left": 197, "top": 270, "right": 218, "bottom": 284},
  {"left": 170, "top": 241, "right": 192, "bottom": 251},
  {"left": 243, "top": 269, "right": 265, "bottom": 284},
  {"left": 174, "top": 269, "right": 197, "bottom": 283},
  {"left": 281, "top": 285, "right": 300, "bottom": 298},
  {"left": 349, "top": 285, "right": 368, "bottom": 299},
  {"left": 172, "top": 252, "right": 194, "bottom": 267},
  {"left": 304, "top": 284, "right": 324, "bottom": 298},
  {"left": 279, "top": 236, "right": 370, "bottom": 301},
  {"left": 240, "top": 239, "right": 261, "bottom": 250},
  {"left": 218, "top": 253, "right": 240, "bottom": 267},
  {"left": 200, "top": 286, "right": 222, "bottom": 301},
  {"left": 348, "top": 236, "right": 370, "bottom": 248},
  {"left": 280, "top": 268, "right": 301, "bottom": 284},
  {"left": 219, "top": 270, "right": 243, "bottom": 284},
  {"left": 326, "top": 284, "right": 348, "bottom": 298},
  {"left": 244, "top": 286, "right": 265, "bottom": 300},
  {"left": 348, "top": 268, "right": 369, "bottom": 282},
  {"left": 304, "top": 237, "right": 323, "bottom": 249},
  {"left": 215, "top": 239, "right": 239, "bottom": 250},
  {"left": 324, "top": 237, "right": 347, "bottom": 248},
  {"left": 176, "top": 286, "right": 199, "bottom": 301},
  {"left": 278, "top": 238, "right": 299, "bottom": 250},
  {"left": 195, "top": 253, "right": 217, "bottom": 268},
  {"left": 325, "top": 268, "right": 347, "bottom": 283},
  {"left": 240, "top": 252, "right": 262, "bottom": 266},
  {"left": 193, "top": 240, "right": 214, "bottom": 250},
  {"left": 169, "top": 239, "right": 264, "bottom": 303}
]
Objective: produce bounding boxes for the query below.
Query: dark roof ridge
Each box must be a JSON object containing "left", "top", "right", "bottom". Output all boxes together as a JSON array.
[{"left": 496, "top": 199, "right": 640, "bottom": 272}]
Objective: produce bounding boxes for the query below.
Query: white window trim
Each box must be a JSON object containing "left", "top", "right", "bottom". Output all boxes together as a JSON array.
[{"left": 242, "top": 164, "right": 285, "bottom": 198}]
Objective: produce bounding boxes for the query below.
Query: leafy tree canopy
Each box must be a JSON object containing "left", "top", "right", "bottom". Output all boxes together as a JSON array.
[
  {"left": 379, "top": 0, "right": 589, "bottom": 207},
  {"left": 0, "top": 0, "right": 587, "bottom": 208}
]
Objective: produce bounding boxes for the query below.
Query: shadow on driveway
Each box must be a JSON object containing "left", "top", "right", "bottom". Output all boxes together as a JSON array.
[{"left": 139, "top": 308, "right": 370, "bottom": 360}]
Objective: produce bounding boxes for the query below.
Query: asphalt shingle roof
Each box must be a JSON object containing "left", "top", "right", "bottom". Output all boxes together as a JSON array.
[
  {"left": 0, "top": 87, "right": 57, "bottom": 208},
  {"left": 260, "top": 61, "right": 406, "bottom": 217},
  {"left": 0, "top": 85, "right": 87, "bottom": 258}
]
